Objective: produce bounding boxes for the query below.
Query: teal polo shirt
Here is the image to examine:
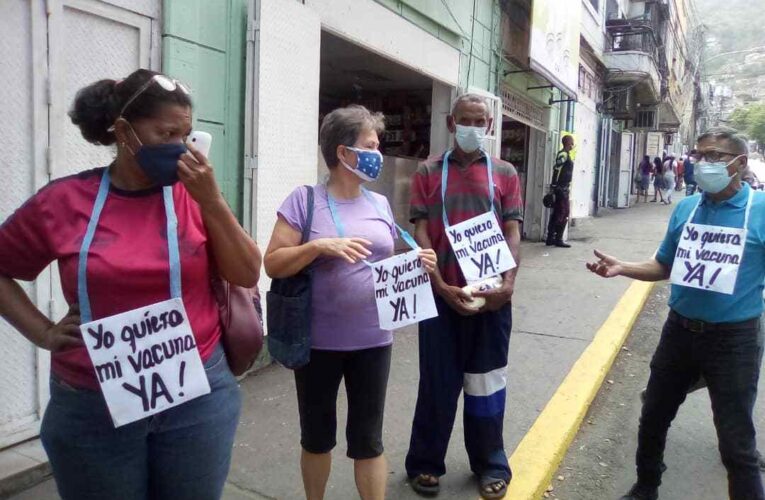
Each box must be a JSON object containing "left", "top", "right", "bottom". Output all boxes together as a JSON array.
[{"left": 656, "top": 183, "right": 765, "bottom": 322}]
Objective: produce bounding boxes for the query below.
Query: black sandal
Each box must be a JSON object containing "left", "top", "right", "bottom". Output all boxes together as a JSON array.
[
  {"left": 479, "top": 476, "right": 508, "bottom": 499},
  {"left": 410, "top": 473, "right": 440, "bottom": 497}
]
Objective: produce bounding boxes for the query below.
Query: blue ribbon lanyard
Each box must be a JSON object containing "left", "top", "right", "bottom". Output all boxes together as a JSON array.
[
  {"left": 325, "top": 187, "right": 419, "bottom": 261},
  {"left": 77, "top": 169, "right": 181, "bottom": 323},
  {"left": 441, "top": 150, "right": 494, "bottom": 228}
]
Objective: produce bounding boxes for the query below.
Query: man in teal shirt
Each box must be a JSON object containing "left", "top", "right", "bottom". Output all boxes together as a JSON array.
[{"left": 587, "top": 127, "right": 765, "bottom": 500}]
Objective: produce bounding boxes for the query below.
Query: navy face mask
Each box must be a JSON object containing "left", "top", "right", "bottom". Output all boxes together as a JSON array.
[{"left": 127, "top": 123, "right": 187, "bottom": 187}]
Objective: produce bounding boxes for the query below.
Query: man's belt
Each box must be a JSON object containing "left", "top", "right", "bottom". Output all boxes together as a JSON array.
[{"left": 669, "top": 310, "right": 760, "bottom": 333}]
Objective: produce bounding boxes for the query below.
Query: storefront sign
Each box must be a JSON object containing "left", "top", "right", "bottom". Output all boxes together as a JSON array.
[
  {"left": 81, "top": 298, "right": 211, "bottom": 427},
  {"left": 529, "top": 0, "right": 581, "bottom": 99},
  {"left": 500, "top": 85, "right": 547, "bottom": 131},
  {"left": 372, "top": 250, "right": 438, "bottom": 330}
]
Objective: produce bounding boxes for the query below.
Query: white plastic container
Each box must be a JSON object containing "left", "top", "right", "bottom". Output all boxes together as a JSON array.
[{"left": 461, "top": 276, "right": 504, "bottom": 309}]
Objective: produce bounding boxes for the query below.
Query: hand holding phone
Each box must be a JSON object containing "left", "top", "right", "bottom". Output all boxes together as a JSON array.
[{"left": 186, "top": 131, "right": 212, "bottom": 158}]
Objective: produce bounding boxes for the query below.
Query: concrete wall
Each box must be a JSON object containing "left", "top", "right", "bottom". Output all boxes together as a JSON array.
[{"left": 580, "top": 0, "right": 605, "bottom": 58}]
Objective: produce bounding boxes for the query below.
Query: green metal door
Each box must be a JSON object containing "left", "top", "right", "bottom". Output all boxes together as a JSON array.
[{"left": 162, "top": 0, "right": 248, "bottom": 219}]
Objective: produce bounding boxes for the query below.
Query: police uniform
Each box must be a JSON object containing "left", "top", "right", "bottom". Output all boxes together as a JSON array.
[{"left": 546, "top": 149, "right": 573, "bottom": 245}]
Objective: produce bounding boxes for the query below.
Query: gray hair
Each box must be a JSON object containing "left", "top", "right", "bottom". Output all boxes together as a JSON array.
[
  {"left": 697, "top": 126, "right": 749, "bottom": 155},
  {"left": 450, "top": 93, "right": 490, "bottom": 118},
  {"left": 319, "top": 105, "right": 385, "bottom": 168}
]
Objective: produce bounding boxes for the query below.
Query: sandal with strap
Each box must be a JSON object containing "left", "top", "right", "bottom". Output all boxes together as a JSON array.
[
  {"left": 479, "top": 476, "right": 508, "bottom": 499},
  {"left": 410, "top": 473, "right": 440, "bottom": 497}
]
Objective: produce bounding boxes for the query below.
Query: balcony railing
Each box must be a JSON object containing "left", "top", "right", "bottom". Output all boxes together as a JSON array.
[{"left": 608, "top": 31, "right": 657, "bottom": 55}]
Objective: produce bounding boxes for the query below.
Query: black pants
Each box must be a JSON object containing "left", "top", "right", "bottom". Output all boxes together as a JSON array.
[
  {"left": 294, "top": 345, "right": 392, "bottom": 459},
  {"left": 637, "top": 312, "right": 764, "bottom": 499},
  {"left": 546, "top": 187, "right": 570, "bottom": 243}
]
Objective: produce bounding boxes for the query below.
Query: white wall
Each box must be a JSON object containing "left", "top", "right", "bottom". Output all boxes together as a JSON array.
[
  {"left": 573, "top": 100, "right": 599, "bottom": 218},
  {"left": 303, "top": 0, "right": 461, "bottom": 87}
]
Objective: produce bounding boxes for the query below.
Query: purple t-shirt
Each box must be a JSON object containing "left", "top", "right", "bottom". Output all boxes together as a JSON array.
[{"left": 277, "top": 184, "right": 397, "bottom": 351}]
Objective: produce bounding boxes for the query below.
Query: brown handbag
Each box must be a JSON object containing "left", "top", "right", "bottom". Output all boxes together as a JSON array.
[{"left": 211, "top": 277, "right": 264, "bottom": 376}]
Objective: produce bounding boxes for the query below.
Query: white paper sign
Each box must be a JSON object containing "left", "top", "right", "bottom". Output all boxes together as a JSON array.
[
  {"left": 445, "top": 212, "right": 516, "bottom": 283},
  {"left": 669, "top": 222, "right": 747, "bottom": 295},
  {"left": 372, "top": 250, "right": 438, "bottom": 330},
  {"left": 80, "top": 297, "right": 211, "bottom": 427}
]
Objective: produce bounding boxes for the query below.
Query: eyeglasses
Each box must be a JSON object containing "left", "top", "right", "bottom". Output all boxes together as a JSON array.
[
  {"left": 689, "top": 151, "right": 742, "bottom": 163},
  {"left": 117, "top": 74, "right": 191, "bottom": 119}
]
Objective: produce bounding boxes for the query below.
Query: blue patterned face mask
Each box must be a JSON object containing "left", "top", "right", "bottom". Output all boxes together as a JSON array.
[{"left": 341, "top": 147, "right": 384, "bottom": 182}]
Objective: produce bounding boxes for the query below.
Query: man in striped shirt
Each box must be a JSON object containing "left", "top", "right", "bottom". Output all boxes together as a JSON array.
[{"left": 405, "top": 94, "right": 523, "bottom": 499}]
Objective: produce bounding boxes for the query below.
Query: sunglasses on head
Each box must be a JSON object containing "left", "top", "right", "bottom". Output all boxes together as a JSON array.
[{"left": 117, "top": 74, "right": 191, "bottom": 119}]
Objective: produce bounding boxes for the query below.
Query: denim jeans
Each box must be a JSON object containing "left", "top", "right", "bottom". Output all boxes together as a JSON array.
[
  {"left": 41, "top": 344, "right": 242, "bottom": 500},
  {"left": 637, "top": 312, "right": 764, "bottom": 499}
]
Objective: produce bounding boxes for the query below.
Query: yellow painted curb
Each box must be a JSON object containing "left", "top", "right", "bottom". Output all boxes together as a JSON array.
[{"left": 504, "top": 280, "right": 655, "bottom": 500}]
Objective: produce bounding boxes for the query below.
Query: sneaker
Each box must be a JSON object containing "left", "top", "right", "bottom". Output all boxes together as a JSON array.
[{"left": 619, "top": 483, "right": 658, "bottom": 500}]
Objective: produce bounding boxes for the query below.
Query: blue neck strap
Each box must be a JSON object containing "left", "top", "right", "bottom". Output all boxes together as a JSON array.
[
  {"left": 441, "top": 150, "right": 494, "bottom": 227},
  {"left": 326, "top": 186, "right": 419, "bottom": 253},
  {"left": 77, "top": 170, "right": 181, "bottom": 323}
]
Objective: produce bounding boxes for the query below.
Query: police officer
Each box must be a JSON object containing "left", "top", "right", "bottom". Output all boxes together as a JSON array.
[
  {"left": 587, "top": 127, "right": 765, "bottom": 500},
  {"left": 546, "top": 135, "right": 574, "bottom": 248}
]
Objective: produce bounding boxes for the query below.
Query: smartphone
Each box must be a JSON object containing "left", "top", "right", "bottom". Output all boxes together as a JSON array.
[{"left": 187, "top": 131, "right": 212, "bottom": 158}]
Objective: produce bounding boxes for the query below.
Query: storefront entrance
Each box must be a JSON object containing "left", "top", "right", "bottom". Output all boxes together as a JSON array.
[{"left": 318, "top": 31, "right": 454, "bottom": 250}]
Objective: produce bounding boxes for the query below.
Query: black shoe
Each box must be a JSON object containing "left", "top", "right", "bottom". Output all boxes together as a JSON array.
[
  {"left": 758, "top": 450, "right": 765, "bottom": 472},
  {"left": 619, "top": 483, "right": 658, "bottom": 500},
  {"left": 545, "top": 238, "right": 555, "bottom": 246},
  {"left": 554, "top": 240, "right": 571, "bottom": 248}
]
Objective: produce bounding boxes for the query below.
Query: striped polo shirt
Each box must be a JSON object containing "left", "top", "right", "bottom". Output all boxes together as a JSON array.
[{"left": 409, "top": 152, "right": 524, "bottom": 287}]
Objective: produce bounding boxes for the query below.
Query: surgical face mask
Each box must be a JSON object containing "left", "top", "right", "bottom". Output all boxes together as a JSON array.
[
  {"left": 341, "top": 147, "right": 384, "bottom": 182},
  {"left": 126, "top": 123, "right": 187, "bottom": 186},
  {"left": 695, "top": 155, "right": 743, "bottom": 194},
  {"left": 455, "top": 124, "right": 486, "bottom": 153}
]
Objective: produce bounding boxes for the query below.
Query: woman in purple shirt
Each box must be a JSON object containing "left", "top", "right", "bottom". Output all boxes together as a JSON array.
[{"left": 264, "top": 105, "right": 436, "bottom": 500}]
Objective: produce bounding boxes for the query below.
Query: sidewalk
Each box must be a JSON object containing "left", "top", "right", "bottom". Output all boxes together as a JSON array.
[
  {"left": 227, "top": 197, "right": 675, "bottom": 500},
  {"left": 553, "top": 282, "right": 765, "bottom": 500},
  {"left": 8, "top": 197, "right": 676, "bottom": 500}
]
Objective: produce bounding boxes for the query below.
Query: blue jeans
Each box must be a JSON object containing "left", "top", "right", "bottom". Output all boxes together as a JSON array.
[
  {"left": 637, "top": 313, "right": 764, "bottom": 499},
  {"left": 41, "top": 344, "right": 242, "bottom": 500}
]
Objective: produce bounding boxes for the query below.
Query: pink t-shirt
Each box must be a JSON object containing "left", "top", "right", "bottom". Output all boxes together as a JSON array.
[{"left": 0, "top": 168, "right": 222, "bottom": 390}]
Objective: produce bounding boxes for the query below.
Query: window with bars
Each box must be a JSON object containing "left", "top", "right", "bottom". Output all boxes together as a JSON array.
[{"left": 635, "top": 110, "right": 656, "bottom": 128}]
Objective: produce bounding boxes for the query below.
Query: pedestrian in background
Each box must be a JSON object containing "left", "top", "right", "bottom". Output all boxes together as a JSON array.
[
  {"left": 662, "top": 155, "right": 677, "bottom": 204},
  {"left": 684, "top": 151, "right": 697, "bottom": 195},
  {"left": 405, "top": 94, "right": 522, "bottom": 499},
  {"left": 264, "top": 105, "right": 436, "bottom": 500},
  {"left": 638, "top": 155, "right": 652, "bottom": 203},
  {"left": 651, "top": 157, "right": 665, "bottom": 203},
  {"left": 0, "top": 69, "right": 260, "bottom": 500},
  {"left": 587, "top": 127, "right": 765, "bottom": 500},
  {"left": 546, "top": 135, "right": 575, "bottom": 247},
  {"left": 675, "top": 156, "right": 685, "bottom": 191}
]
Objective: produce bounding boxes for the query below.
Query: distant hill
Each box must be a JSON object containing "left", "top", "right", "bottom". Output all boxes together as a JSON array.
[
  {"left": 694, "top": 0, "right": 765, "bottom": 73},
  {"left": 694, "top": 0, "right": 765, "bottom": 105}
]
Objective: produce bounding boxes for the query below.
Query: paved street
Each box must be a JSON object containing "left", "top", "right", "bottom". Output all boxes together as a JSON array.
[
  {"left": 552, "top": 282, "right": 765, "bottom": 500},
  {"left": 9, "top": 197, "right": 675, "bottom": 500}
]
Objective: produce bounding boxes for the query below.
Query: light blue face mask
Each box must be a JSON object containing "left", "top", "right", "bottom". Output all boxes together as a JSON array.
[
  {"left": 455, "top": 124, "right": 486, "bottom": 153},
  {"left": 696, "top": 155, "right": 743, "bottom": 194},
  {"left": 341, "top": 147, "right": 384, "bottom": 182}
]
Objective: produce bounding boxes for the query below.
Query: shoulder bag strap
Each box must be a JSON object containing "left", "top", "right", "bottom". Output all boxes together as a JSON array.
[{"left": 301, "top": 185, "right": 315, "bottom": 245}]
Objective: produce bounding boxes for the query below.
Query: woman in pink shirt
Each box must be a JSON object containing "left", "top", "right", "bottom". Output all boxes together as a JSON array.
[{"left": 0, "top": 69, "right": 260, "bottom": 499}]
